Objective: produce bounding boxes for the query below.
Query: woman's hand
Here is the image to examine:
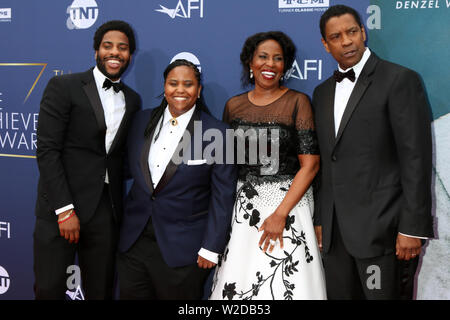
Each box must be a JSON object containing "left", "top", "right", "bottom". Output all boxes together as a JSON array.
[
  {"left": 197, "top": 255, "right": 217, "bottom": 269},
  {"left": 258, "top": 211, "right": 286, "bottom": 253}
]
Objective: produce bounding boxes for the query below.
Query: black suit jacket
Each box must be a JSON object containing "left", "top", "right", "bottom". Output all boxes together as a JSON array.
[
  {"left": 312, "top": 52, "right": 433, "bottom": 259},
  {"left": 35, "top": 68, "right": 141, "bottom": 224}
]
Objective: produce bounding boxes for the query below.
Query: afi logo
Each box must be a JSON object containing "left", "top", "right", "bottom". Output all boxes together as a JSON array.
[
  {"left": 0, "top": 266, "right": 10, "bottom": 295},
  {"left": 66, "top": 0, "right": 99, "bottom": 30},
  {"left": 285, "top": 59, "right": 322, "bottom": 81},
  {"left": 0, "top": 221, "right": 11, "bottom": 239},
  {"left": 156, "top": 0, "right": 204, "bottom": 19}
]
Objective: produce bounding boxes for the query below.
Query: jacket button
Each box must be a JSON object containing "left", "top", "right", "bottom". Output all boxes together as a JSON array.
[
  {"left": 331, "top": 155, "right": 337, "bottom": 162},
  {"left": 151, "top": 195, "right": 156, "bottom": 200}
]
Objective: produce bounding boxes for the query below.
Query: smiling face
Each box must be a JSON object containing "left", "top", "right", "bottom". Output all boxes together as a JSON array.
[
  {"left": 95, "top": 30, "right": 131, "bottom": 81},
  {"left": 164, "top": 65, "right": 202, "bottom": 117},
  {"left": 249, "top": 39, "right": 285, "bottom": 90},
  {"left": 321, "top": 13, "right": 366, "bottom": 70}
]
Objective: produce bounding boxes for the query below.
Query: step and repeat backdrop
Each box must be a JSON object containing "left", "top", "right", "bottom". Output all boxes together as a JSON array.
[{"left": 0, "top": 0, "right": 448, "bottom": 299}]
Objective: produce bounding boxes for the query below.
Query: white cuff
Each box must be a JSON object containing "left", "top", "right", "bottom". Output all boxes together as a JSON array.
[
  {"left": 198, "top": 248, "right": 219, "bottom": 264},
  {"left": 398, "top": 232, "right": 429, "bottom": 240},
  {"left": 55, "top": 204, "right": 74, "bottom": 215}
]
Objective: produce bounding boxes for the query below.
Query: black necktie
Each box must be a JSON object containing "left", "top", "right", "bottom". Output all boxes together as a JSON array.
[
  {"left": 333, "top": 68, "right": 356, "bottom": 83},
  {"left": 103, "top": 78, "right": 124, "bottom": 93}
]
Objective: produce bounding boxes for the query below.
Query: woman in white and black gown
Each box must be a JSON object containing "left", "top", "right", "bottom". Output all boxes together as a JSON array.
[{"left": 210, "top": 31, "right": 326, "bottom": 300}]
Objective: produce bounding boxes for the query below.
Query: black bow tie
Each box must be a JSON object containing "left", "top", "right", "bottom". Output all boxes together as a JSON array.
[
  {"left": 333, "top": 68, "right": 356, "bottom": 83},
  {"left": 103, "top": 78, "right": 124, "bottom": 93}
]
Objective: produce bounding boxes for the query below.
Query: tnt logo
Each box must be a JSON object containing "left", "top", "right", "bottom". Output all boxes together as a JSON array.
[
  {"left": 66, "top": 0, "right": 99, "bottom": 30},
  {"left": 279, "top": 0, "right": 329, "bottom": 8},
  {"left": 156, "top": 0, "right": 204, "bottom": 19},
  {"left": 0, "top": 266, "right": 10, "bottom": 295},
  {"left": 171, "top": 52, "right": 202, "bottom": 72},
  {"left": 0, "top": 221, "right": 10, "bottom": 239}
]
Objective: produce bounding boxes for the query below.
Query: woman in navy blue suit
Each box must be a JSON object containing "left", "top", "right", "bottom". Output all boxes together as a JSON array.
[{"left": 117, "top": 59, "right": 237, "bottom": 300}]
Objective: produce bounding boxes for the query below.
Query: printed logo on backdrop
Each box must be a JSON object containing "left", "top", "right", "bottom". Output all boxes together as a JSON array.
[
  {"left": 0, "top": 221, "right": 11, "bottom": 239},
  {"left": 0, "top": 8, "right": 11, "bottom": 22},
  {"left": 171, "top": 52, "right": 202, "bottom": 72},
  {"left": 285, "top": 59, "right": 323, "bottom": 81},
  {"left": 279, "top": 0, "right": 329, "bottom": 13},
  {"left": 395, "top": 0, "right": 450, "bottom": 9},
  {"left": 0, "top": 266, "right": 10, "bottom": 295},
  {"left": 65, "top": 265, "right": 85, "bottom": 300},
  {"left": 0, "top": 63, "right": 47, "bottom": 159},
  {"left": 156, "top": 0, "right": 204, "bottom": 19},
  {"left": 66, "top": 0, "right": 99, "bottom": 30}
]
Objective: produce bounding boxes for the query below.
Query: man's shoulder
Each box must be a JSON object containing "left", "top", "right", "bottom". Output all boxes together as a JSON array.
[{"left": 372, "top": 54, "right": 419, "bottom": 79}]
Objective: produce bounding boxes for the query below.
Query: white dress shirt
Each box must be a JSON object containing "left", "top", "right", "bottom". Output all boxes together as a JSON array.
[
  {"left": 333, "top": 48, "right": 426, "bottom": 240},
  {"left": 55, "top": 67, "right": 126, "bottom": 215},
  {"left": 334, "top": 47, "right": 371, "bottom": 136},
  {"left": 148, "top": 105, "right": 219, "bottom": 264}
]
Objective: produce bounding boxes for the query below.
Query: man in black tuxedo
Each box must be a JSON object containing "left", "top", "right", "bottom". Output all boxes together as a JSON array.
[
  {"left": 312, "top": 5, "right": 433, "bottom": 299},
  {"left": 33, "top": 20, "right": 141, "bottom": 299}
]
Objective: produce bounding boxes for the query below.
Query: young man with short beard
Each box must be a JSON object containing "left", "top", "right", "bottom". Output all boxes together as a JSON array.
[{"left": 34, "top": 20, "right": 141, "bottom": 299}]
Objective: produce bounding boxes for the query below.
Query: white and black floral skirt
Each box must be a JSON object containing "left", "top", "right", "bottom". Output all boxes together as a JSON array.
[{"left": 210, "top": 178, "right": 327, "bottom": 300}]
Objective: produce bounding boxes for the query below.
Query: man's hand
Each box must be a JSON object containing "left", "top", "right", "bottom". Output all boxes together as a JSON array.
[
  {"left": 197, "top": 255, "right": 216, "bottom": 269},
  {"left": 314, "top": 225, "right": 323, "bottom": 252},
  {"left": 58, "top": 210, "right": 80, "bottom": 244},
  {"left": 396, "top": 233, "right": 421, "bottom": 260}
]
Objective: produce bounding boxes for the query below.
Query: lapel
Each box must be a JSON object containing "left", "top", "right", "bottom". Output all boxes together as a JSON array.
[
  {"left": 154, "top": 107, "right": 201, "bottom": 194},
  {"left": 140, "top": 112, "right": 156, "bottom": 195},
  {"left": 108, "top": 85, "right": 135, "bottom": 153},
  {"left": 333, "top": 53, "right": 379, "bottom": 150},
  {"left": 321, "top": 78, "right": 337, "bottom": 149},
  {"left": 82, "top": 69, "right": 107, "bottom": 135}
]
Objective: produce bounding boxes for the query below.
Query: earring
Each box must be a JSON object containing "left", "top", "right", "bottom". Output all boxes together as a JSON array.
[
  {"left": 250, "top": 69, "right": 253, "bottom": 79},
  {"left": 281, "top": 74, "right": 284, "bottom": 81}
]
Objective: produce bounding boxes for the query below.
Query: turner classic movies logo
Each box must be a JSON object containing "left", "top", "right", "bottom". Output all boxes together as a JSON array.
[
  {"left": 279, "top": 0, "right": 329, "bottom": 13},
  {"left": 156, "top": 0, "right": 204, "bottom": 19}
]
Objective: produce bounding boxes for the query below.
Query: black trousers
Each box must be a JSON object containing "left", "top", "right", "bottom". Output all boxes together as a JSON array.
[
  {"left": 322, "top": 214, "right": 419, "bottom": 300},
  {"left": 33, "top": 184, "right": 118, "bottom": 300},
  {"left": 117, "top": 218, "right": 211, "bottom": 300}
]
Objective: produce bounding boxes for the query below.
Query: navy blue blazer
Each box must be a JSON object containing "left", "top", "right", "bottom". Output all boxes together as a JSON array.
[{"left": 118, "top": 107, "right": 237, "bottom": 267}]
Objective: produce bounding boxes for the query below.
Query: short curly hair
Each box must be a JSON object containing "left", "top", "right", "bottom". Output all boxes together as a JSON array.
[
  {"left": 93, "top": 20, "right": 136, "bottom": 55},
  {"left": 320, "top": 5, "right": 363, "bottom": 40},
  {"left": 240, "top": 31, "right": 296, "bottom": 87}
]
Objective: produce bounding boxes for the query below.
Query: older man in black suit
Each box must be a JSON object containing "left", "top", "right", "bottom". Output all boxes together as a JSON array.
[
  {"left": 34, "top": 20, "right": 141, "bottom": 299},
  {"left": 312, "top": 5, "right": 433, "bottom": 299}
]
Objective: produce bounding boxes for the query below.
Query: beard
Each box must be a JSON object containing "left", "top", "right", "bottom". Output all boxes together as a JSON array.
[{"left": 96, "top": 55, "right": 130, "bottom": 81}]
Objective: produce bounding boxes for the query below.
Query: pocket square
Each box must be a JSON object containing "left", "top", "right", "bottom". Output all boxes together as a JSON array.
[{"left": 187, "top": 159, "right": 207, "bottom": 165}]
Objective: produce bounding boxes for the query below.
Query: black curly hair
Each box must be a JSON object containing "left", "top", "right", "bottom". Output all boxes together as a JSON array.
[
  {"left": 93, "top": 20, "right": 136, "bottom": 54},
  {"left": 320, "top": 5, "right": 363, "bottom": 40},
  {"left": 240, "top": 31, "right": 296, "bottom": 87}
]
